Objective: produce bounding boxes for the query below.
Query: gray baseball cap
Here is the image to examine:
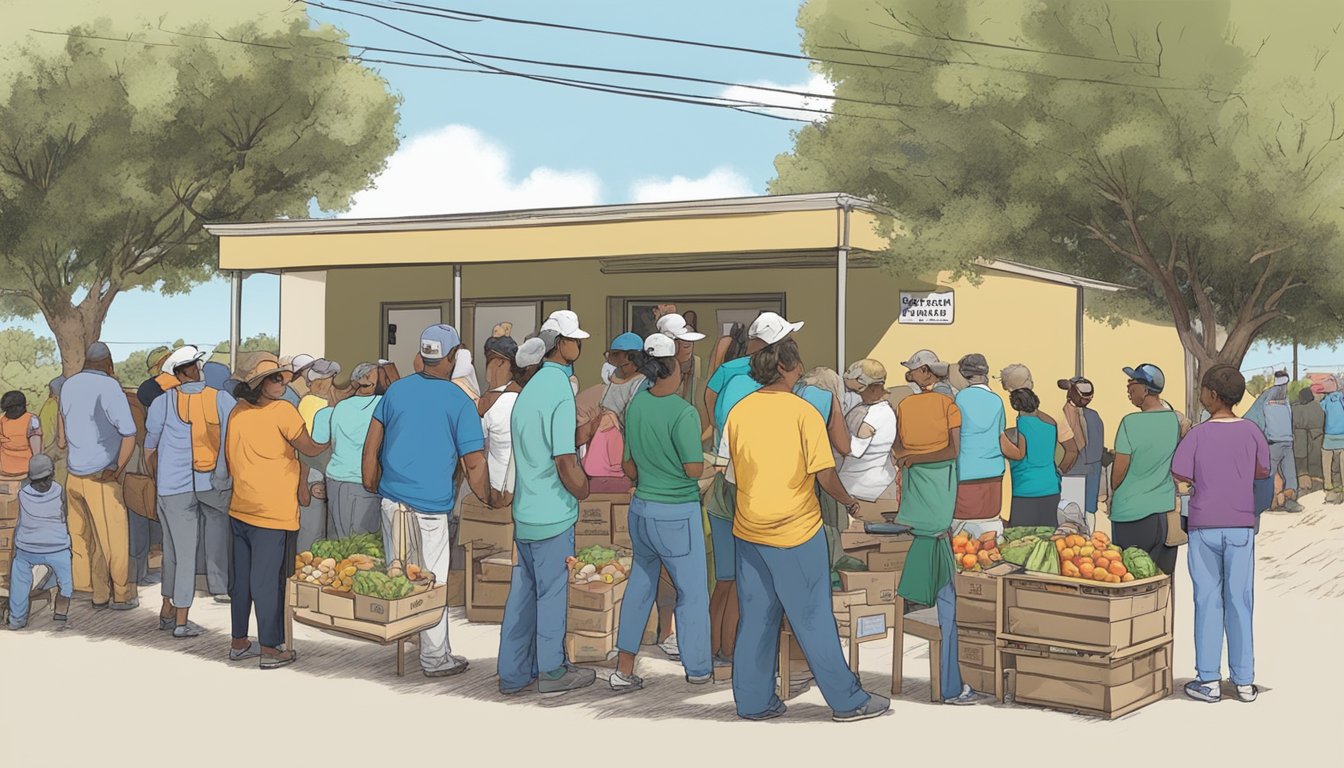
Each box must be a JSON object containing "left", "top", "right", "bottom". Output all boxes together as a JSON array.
[{"left": 28, "top": 454, "right": 54, "bottom": 480}]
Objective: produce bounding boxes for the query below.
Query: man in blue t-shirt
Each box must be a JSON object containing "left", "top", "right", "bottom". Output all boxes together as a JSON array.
[
  {"left": 1322, "top": 376, "right": 1344, "bottom": 505},
  {"left": 363, "top": 324, "right": 498, "bottom": 679}
]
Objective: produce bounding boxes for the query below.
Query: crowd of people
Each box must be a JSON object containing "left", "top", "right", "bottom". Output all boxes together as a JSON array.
[{"left": 5, "top": 305, "right": 1340, "bottom": 717}]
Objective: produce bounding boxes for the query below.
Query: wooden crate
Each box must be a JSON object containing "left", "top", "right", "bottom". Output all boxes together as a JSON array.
[
  {"left": 997, "top": 572, "right": 1172, "bottom": 655},
  {"left": 999, "top": 641, "right": 1173, "bottom": 719}
]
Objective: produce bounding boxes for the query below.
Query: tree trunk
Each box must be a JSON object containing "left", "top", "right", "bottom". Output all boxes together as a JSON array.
[
  {"left": 1180, "top": 319, "right": 1261, "bottom": 420},
  {"left": 44, "top": 307, "right": 104, "bottom": 377}
]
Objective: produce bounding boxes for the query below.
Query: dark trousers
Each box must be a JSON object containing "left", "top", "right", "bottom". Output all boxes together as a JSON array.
[
  {"left": 229, "top": 518, "right": 296, "bottom": 648},
  {"left": 1113, "top": 512, "right": 1179, "bottom": 577}
]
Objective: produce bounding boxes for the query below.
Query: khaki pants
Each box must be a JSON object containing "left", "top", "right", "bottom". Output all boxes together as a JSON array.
[
  {"left": 67, "top": 474, "right": 136, "bottom": 605},
  {"left": 1324, "top": 448, "right": 1344, "bottom": 490}
]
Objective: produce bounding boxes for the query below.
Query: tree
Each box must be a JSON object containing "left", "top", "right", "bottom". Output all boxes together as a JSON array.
[
  {"left": 0, "top": 3, "right": 400, "bottom": 374},
  {"left": 0, "top": 328, "right": 62, "bottom": 412},
  {"left": 773, "top": 0, "right": 1344, "bottom": 414}
]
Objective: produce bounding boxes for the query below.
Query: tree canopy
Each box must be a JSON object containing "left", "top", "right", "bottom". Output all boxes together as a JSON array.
[
  {"left": 773, "top": 0, "right": 1344, "bottom": 399},
  {"left": 0, "top": 2, "right": 400, "bottom": 373}
]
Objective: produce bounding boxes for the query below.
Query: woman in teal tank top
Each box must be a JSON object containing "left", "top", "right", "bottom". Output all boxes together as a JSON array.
[{"left": 1006, "top": 388, "right": 1063, "bottom": 528}]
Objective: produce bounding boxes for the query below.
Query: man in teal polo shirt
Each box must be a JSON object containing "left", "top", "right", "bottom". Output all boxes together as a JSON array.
[{"left": 499, "top": 310, "right": 595, "bottom": 695}]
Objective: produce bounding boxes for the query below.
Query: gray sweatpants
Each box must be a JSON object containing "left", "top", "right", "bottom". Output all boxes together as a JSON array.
[
  {"left": 1269, "top": 441, "right": 1298, "bottom": 493},
  {"left": 160, "top": 487, "right": 231, "bottom": 607},
  {"left": 327, "top": 479, "right": 382, "bottom": 540},
  {"left": 298, "top": 467, "right": 328, "bottom": 554}
]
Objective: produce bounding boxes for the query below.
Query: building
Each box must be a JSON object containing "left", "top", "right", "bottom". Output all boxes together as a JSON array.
[{"left": 206, "top": 192, "right": 1187, "bottom": 445}]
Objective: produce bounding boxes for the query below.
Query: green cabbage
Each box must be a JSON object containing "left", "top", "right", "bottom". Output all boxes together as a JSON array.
[{"left": 1122, "top": 547, "right": 1160, "bottom": 579}]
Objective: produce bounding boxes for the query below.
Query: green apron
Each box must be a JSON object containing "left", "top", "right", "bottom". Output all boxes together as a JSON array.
[
  {"left": 817, "top": 482, "right": 845, "bottom": 569},
  {"left": 706, "top": 471, "right": 735, "bottom": 521},
  {"left": 895, "top": 459, "right": 958, "bottom": 606}
]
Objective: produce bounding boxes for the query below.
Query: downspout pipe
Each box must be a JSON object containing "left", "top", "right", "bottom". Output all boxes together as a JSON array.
[{"left": 837, "top": 198, "right": 852, "bottom": 372}]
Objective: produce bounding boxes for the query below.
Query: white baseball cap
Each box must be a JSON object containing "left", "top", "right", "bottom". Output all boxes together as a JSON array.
[
  {"left": 540, "top": 310, "right": 590, "bottom": 340},
  {"left": 748, "top": 312, "right": 804, "bottom": 346},
  {"left": 644, "top": 333, "right": 677, "bottom": 359},
  {"left": 656, "top": 313, "right": 705, "bottom": 342},
  {"left": 286, "top": 354, "right": 316, "bottom": 375},
  {"left": 161, "top": 345, "right": 207, "bottom": 374}
]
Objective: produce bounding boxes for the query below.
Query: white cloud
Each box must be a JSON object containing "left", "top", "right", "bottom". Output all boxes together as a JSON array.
[
  {"left": 344, "top": 125, "right": 602, "bottom": 217},
  {"left": 718, "top": 73, "right": 835, "bottom": 122},
  {"left": 629, "top": 166, "right": 757, "bottom": 203}
]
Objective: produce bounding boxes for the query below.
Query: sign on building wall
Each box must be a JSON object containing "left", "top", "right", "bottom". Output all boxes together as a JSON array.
[{"left": 898, "top": 290, "right": 955, "bottom": 324}]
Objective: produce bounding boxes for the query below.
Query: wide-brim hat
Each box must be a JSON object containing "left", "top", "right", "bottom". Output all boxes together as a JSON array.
[{"left": 243, "top": 360, "right": 295, "bottom": 387}]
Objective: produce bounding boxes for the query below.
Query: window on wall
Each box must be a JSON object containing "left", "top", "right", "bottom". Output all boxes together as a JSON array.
[{"left": 616, "top": 295, "right": 786, "bottom": 340}]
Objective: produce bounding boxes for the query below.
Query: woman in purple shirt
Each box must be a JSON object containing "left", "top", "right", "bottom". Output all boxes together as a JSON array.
[{"left": 1171, "top": 364, "right": 1270, "bottom": 705}]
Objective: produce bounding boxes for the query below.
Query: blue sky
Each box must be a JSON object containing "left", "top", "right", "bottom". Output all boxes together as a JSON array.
[{"left": 8, "top": 0, "right": 1338, "bottom": 372}]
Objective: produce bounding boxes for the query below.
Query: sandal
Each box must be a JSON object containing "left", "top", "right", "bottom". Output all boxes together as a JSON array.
[
  {"left": 229, "top": 640, "right": 262, "bottom": 661},
  {"left": 260, "top": 647, "right": 297, "bottom": 670}
]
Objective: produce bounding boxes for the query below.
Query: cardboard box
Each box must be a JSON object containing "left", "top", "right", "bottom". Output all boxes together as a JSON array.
[
  {"left": 459, "top": 494, "right": 512, "bottom": 525},
  {"left": 1007, "top": 576, "right": 1170, "bottom": 623},
  {"left": 446, "top": 570, "right": 466, "bottom": 608},
  {"left": 1012, "top": 644, "right": 1170, "bottom": 687},
  {"left": 577, "top": 499, "right": 613, "bottom": 536},
  {"left": 566, "top": 629, "right": 617, "bottom": 663},
  {"left": 957, "top": 628, "right": 996, "bottom": 667},
  {"left": 841, "top": 530, "right": 883, "bottom": 551},
  {"left": 1005, "top": 606, "right": 1170, "bottom": 649},
  {"left": 832, "top": 589, "right": 867, "bottom": 614},
  {"left": 317, "top": 589, "right": 356, "bottom": 620},
  {"left": 477, "top": 553, "right": 514, "bottom": 583},
  {"left": 568, "top": 605, "right": 617, "bottom": 634},
  {"left": 330, "top": 610, "right": 442, "bottom": 642},
  {"left": 292, "top": 606, "right": 334, "bottom": 628},
  {"left": 839, "top": 570, "right": 899, "bottom": 605},
  {"left": 960, "top": 663, "right": 998, "bottom": 694},
  {"left": 472, "top": 578, "right": 511, "bottom": 608},
  {"left": 713, "top": 662, "right": 733, "bottom": 682},
  {"left": 0, "top": 494, "right": 17, "bottom": 522},
  {"left": 0, "top": 526, "right": 12, "bottom": 551},
  {"left": 288, "top": 579, "right": 320, "bottom": 609},
  {"left": 611, "top": 504, "right": 629, "bottom": 534},
  {"left": 458, "top": 517, "right": 513, "bottom": 555},
  {"left": 569, "top": 578, "right": 628, "bottom": 612},
  {"left": 612, "top": 528, "right": 632, "bottom": 549},
  {"left": 1015, "top": 666, "right": 1171, "bottom": 716},
  {"left": 353, "top": 583, "right": 447, "bottom": 623},
  {"left": 575, "top": 533, "right": 613, "bottom": 551},
  {"left": 878, "top": 535, "right": 914, "bottom": 554},
  {"left": 956, "top": 596, "right": 997, "bottom": 630},
  {"left": 0, "top": 478, "right": 22, "bottom": 496},
  {"left": 866, "top": 551, "right": 907, "bottom": 573},
  {"left": 465, "top": 604, "right": 504, "bottom": 623}
]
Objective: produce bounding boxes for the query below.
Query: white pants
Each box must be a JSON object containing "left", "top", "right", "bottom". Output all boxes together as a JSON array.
[
  {"left": 951, "top": 518, "right": 1005, "bottom": 540},
  {"left": 380, "top": 500, "right": 458, "bottom": 671}
]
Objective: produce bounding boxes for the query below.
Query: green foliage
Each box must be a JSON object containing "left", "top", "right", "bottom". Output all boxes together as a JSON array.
[
  {"left": 0, "top": 328, "right": 62, "bottom": 413},
  {"left": 775, "top": 0, "right": 1344, "bottom": 372},
  {"left": 0, "top": 5, "right": 400, "bottom": 371}
]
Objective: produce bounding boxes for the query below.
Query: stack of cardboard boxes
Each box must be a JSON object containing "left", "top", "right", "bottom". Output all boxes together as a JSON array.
[
  {"left": 0, "top": 478, "right": 20, "bottom": 589},
  {"left": 459, "top": 495, "right": 515, "bottom": 623},
  {"left": 288, "top": 577, "right": 449, "bottom": 642},
  {"left": 953, "top": 562, "right": 1018, "bottom": 695},
  {"left": 837, "top": 518, "right": 911, "bottom": 609},
  {"left": 997, "top": 571, "right": 1174, "bottom": 718}
]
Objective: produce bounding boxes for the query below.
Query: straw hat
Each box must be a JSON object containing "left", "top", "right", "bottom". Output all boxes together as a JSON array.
[{"left": 242, "top": 359, "right": 295, "bottom": 387}]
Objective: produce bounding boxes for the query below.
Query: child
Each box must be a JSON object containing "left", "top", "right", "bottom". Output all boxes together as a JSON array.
[
  {"left": 0, "top": 390, "right": 42, "bottom": 478},
  {"left": 7, "top": 455, "right": 73, "bottom": 630}
]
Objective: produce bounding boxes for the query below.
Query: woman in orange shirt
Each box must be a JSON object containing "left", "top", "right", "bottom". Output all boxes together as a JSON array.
[
  {"left": 225, "top": 361, "right": 327, "bottom": 669},
  {"left": 0, "top": 391, "right": 43, "bottom": 477}
]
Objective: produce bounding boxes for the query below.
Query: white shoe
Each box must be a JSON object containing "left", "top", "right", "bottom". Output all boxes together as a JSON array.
[
  {"left": 609, "top": 670, "right": 644, "bottom": 692},
  {"left": 944, "top": 684, "right": 991, "bottom": 706},
  {"left": 1184, "top": 679, "right": 1222, "bottom": 702},
  {"left": 1236, "top": 684, "right": 1259, "bottom": 703},
  {"left": 658, "top": 634, "right": 681, "bottom": 661}
]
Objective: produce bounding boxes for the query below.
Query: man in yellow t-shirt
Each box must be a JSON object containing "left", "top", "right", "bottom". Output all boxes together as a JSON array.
[{"left": 721, "top": 328, "right": 888, "bottom": 724}]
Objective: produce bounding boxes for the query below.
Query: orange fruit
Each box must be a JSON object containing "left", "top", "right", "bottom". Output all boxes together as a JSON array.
[
  {"left": 962, "top": 554, "right": 978, "bottom": 569},
  {"left": 1122, "top": 573, "right": 1135, "bottom": 582},
  {"left": 1109, "top": 561, "right": 1127, "bottom": 577},
  {"left": 1061, "top": 547, "right": 1076, "bottom": 560},
  {"left": 1092, "top": 569, "right": 1108, "bottom": 581},
  {"left": 1055, "top": 539, "right": 1066, "bottom": 553}
]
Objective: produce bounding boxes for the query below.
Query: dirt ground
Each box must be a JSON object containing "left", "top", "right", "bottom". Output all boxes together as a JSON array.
[{"left": 2, "top": 495, "right": 1338, "bottom": 765}]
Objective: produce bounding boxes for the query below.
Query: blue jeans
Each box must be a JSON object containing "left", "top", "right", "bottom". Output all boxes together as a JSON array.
[
  {"left": 1188, "top": 527, "right": 1256, "bottom": 685},
  {"left": 7, "top": 549, "right": 74, "bottom": 628},
  {"left": 733, "top": 529, "right": 868, "bottom": 717},
  {"left": 498, "top": 526, "right": 575, "bottom": 690},
  {"left": 935, "top": 578, "right": 964, "bottom": 699},
  {"left": 618, "top": 498, "right": 711, "bottom": 677}
]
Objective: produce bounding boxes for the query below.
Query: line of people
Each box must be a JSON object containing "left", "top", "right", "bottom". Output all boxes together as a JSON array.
[{"left": 7, "top": 309, "right": 1326, "bottom": 713}]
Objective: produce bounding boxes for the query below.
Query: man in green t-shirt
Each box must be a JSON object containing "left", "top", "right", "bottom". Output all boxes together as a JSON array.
[
  {"left": 1110, "top": 363, "right": 1182, "bottom": 575},
  {"left": 607, "top": 332, "right": 712, "bottom": 691}
]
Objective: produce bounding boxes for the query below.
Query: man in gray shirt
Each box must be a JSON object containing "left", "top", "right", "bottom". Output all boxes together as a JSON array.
[{"left": 57, "top": 342, "right": 139, "bottom": 608}]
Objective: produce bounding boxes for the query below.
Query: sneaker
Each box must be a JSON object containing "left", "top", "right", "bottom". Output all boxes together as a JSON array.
[
  {"left": 259, "top": 647, "right": 297, "bottom": 670},
  {"left": 500, "top": 678, "right": 536, "bottom": 695},
  {"left": 173, "top": 621, "right": 205, "bottom": 639},
  {"left": 7, "top": 621, "right": 27, "bottom": 631},
  {"left": 538, "top": 665, "right": 597, "bottom": 694},
  {"left": 109, "top": 598, "right": 140, "bottom": 611},
  {"left": 423, "top": 657, "right": 469, "bottom": 678},
  {"left": 91, "top": 602, "right": 110, "bottom": 611},
  {"left": 609, "top": 670, "right": 645, "bottom": 692},
  {"left": 1329, "top": 491, "right": 1344, "bottom": 505},
  {"left": 158, "top": 615, "right": 174, "bottom": 631},
  {"left": 1236, "top": 684, "right": 1259, "bottom": 703},
  {"left": 686, "top": 672, "right": 713, "bottom": 685},
  {"left": 229, "top": 640, "right": 262, "bottom": 661},
  {"left": 944, "top": 684, "right": 992, "bottom": 706},
  {"left": 740, "top": 699, "right": 788, "bottom": 722},
  {"left": 833, "top": 693, "right": 891, "bottom": 723},
  {"left": 1283, "top": 499, "right": 1305, "bottom": 514},
  {"left": 212, "top": 594, "right": 231, "bottom": 605},
  {"left": 1184, "top": 679, "right": 1222, "bottom": 703},
  {"left": 658, "top": 634, "right": 681, "bottom": 661}
]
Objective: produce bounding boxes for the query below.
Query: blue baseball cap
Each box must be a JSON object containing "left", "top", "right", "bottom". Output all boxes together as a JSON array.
[
  {"left": 1123, "top": 363, "right": 1165, "bottom": 394},
  {"left": 419, "top": 324, "right": 462, "bottom": 361},
  {"left": 609, "top": 332, "right": 644, "bottom": 352}
]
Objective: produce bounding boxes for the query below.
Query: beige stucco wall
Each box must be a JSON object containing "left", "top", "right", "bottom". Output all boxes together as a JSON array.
[{"left": 279, "top": 270, "right": 327, "bottom": 359}]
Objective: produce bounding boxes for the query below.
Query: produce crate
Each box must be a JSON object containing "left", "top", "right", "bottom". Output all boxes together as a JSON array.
[
  {"left": 954, "top": 562, "right": 1020, "bottom": 631},
  {"left": 569, "top": 577, "right": 628, "bottom": 612},
  {"left": 1000, "top": 641, "right": 1173, "bottom": 719},
  {"left": 998, "top": 572, "right": 1173, "bottom": 655},
  {"left": 288, "top": 580, "right": 321, "bottom": 610},
  {"left": 576, "top": 499, "right": 612, "bottom": 536},
  {"left": 327, "top": 611, "right": 443, "bottom": 643},
  {"left": 353, "top": 582, "right": 446, "bottom": 623}
]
